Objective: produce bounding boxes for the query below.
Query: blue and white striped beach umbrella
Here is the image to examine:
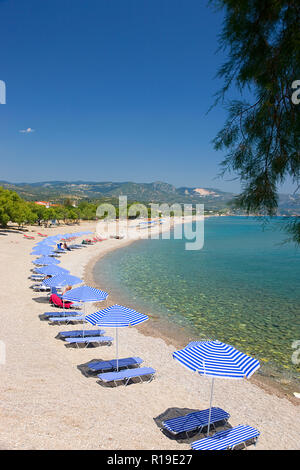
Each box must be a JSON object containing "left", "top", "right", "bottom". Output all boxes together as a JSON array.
[
  {"left": 173, "top": 340, "right": 260, "bottom": 435},
  {"left": 174, "top": 340, "right": 260, "bottom": 379},
  {"left": 42, "top": 274, "right": 82, "bottom": 288},
  {"left": 33, "top": 246, "right": 54, "bottom": 252},
  {"left": 35, "top": 265, "right": 70, "bottom": 276},
  {"left": 31, "top": 247, "right": 54, "bottom": 256},
  {"left": 35, "top": 238, "right": 57, "bottom": 246},
  {"left": 62, "top": 285, "right": 108, "bottom": 303},
  {"left": 85, "top": 304, "right": 149, "bottom": 370},
  {"left": 62, "top": 285, "right": 109, "bottom": 337},
  {"left": 85, "top": 304, "right": 149, "bottom": 327},
  {"left": 33, "top": 256, "right": 60, "bottom": 266}
]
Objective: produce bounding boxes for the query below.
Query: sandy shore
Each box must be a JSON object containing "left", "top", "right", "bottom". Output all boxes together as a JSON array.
[{"left": 0, "top": 221, "right": 299, "bottom": 450}]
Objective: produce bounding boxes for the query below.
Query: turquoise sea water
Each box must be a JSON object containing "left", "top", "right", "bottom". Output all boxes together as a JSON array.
[{"left": 94, "top": 217, "right": 300, "bottom": 384}]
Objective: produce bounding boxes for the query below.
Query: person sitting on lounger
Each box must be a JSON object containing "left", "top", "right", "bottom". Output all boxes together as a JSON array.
[
  {"left": 63, "top": 242, "right": 71, "bottom": 251},
  {"left": 62, "top": 285, "right": 72, "bottom": 296},
  {"left": 49, "top": 293, "right": 73, "bottom": 308}
]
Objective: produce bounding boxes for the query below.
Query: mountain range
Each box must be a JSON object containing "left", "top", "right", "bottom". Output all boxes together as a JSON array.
[{"left": 0, "top": 180, "right": 299, "bottom": 214}]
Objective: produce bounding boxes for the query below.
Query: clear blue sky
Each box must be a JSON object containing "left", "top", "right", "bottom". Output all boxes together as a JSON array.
[{"left": 0, "top": 0, "right": 294, "bottom": 193}]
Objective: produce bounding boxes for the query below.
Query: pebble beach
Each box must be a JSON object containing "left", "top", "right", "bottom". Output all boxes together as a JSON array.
[{"left": 0, "top": 221, "right": 299, "bottom": 450}]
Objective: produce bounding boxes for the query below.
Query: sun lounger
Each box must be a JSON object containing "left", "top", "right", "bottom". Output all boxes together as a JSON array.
[
  {"left": 161, "top": 407, "right": 230, "bottom": 437},
  {"left": 37, "top": 233, "right": 48, "bottom": 237},
  {"left": 65, "top": 336, "right": 113, "bottom": 347},
  {"left": 191, "top": 424, "right": 260, "bottom": 450},
  {"left": 50, "top": 293, "right": 72, "bottom": 308},
  {"left": 41, "top": 311, "right": 82, "bottom": 319},
  {"left": 33, "top": 284, "right": 51, "bottom": 291},
  {"left": 31, "top": 274, "right": 45, "bottom": 280},
  {"left": 97, "top": 366, "right": 156, "bottom": 386},
  {"left": 24, "top": 234, "right": 35, "bottom": 239},
  {"left": 48, "top": 316, "right": 85, "bottom": 324},
  {"left": 87, "top": 357, "right": 143, "bottom": 373},
  {"left": 49, "top": 294, "right": 81, "bottom": 309},
  {"left": 58, "top": 329, "right": 105, "bottom": 338}
]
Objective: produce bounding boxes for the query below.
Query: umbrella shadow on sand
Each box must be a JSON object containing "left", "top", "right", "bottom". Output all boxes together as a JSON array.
[
  {"left": 77, "top": 360, "right": 144, "bottom": 387},
  {"left": 39, "top": 314, "right": 51, "bottom": 321},
  {"left": 77, "top": 359, "right": 105, "bottom": 377},
  {"left": 64, "top": 342, "right": 106, "bottom": 349},
  {"left": 47, "top": 320, "right": 85, "bottom": 327},
  {"left": 153, "top": 408, "right": 232, "bottom": 444},
  {"left": 0, "top": 229, "right": 24, "bottom": 235},
  {"left": 32, "top": 296, "right": 50, "bottom": 303},
  {"left": 96, "top": 376, "right": 149, "bottom": 388}
]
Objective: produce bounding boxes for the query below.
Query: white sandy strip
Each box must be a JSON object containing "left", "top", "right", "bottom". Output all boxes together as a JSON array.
[{"left": 0, "top": 222, "right": 299, "bottom": 450}]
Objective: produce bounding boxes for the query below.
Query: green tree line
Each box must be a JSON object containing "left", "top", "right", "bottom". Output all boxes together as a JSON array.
[
  {"left": 0, "top": 186, "right": 164, "bottom": 228},
  {"left": 0, "top": 186, "right": 98, "bottom": 228}
]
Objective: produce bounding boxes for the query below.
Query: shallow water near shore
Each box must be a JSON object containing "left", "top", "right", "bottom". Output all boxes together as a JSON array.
[{"left": 94, "top": 216, "right": 300, "bottom": 392}]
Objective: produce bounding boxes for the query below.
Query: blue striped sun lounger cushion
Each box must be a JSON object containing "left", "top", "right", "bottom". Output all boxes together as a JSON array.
[
  {"left": 191, "top": 425, "right": 260, "bottom": 450},
  {"left": 49, "top": 316, "right": 85, "bottom": 323},
  {"left": 97, "top": 367, "right": 156, "bottom": 385},
  {"left": 65, "top": 336, "right": 113, "bottom": 345},
  {"left": 162, "top": 407, "right": 230, "bottom": 435},
  {"left": 88, "top": 357, "right": 143, "bottom": 372},
  {"left": 58, "top": 329, "right": 105, "bottom": 338},
  {"left": 42, "top": 311, "right": 82, "bottom": 319}
]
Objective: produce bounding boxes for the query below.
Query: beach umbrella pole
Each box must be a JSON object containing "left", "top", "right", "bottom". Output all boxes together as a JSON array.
[
  {"left": 62, "top": 287, "right": 65, "bottom": 316},
  {"left": 116, "top": 327, "right": 119, "bottom": 371},
  {"left": 83, "top": 302, "right": 86, "bottom": 337},
  {"left": 207, "top": 377, "right": 215, "bottom": 436}
]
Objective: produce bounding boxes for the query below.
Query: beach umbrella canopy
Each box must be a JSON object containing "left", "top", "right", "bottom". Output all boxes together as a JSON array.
[
  {"left": 173, "top": 340, "right": 260, "bottom": 435},
  {"left": 33, "top": 242, "right": 51, "bottom": 247},
  {"left": 42, "top": 274, "right": 82, "bottom": 288},
  {"left": 62, "top": 285, "right": 108, "bottom": 303},
  {"left": 184, "top": 341, "right": 204, "bottom": 349},
  {"left": 63, "top": 233, "right": 76, "bottom": 239},
  {"left": 62, "top": 285, "right": 109, "bottom": 336},
  {"left": 31, "top": 248, "right": 54, "bottom": 256},
  {"left": 85, "top": 304, "right": 148, "bottom": 370},
  {"left": 37, "top": 236, "right": 61, "bottom": 245},
  {"left": 35, "top": 265, "right": 69, "bottom": 276},
  {"left": 35, "top": 239, "right": 56, "bottom": 247},
  {"left": 32, "top": 256, "right": 60, "bottom": 266},
  {"left": 85, "top": 304, "right": 149, "bottom": 327},
  {"left": 33, "top": 246, "right": 55, "bottom": 252}
]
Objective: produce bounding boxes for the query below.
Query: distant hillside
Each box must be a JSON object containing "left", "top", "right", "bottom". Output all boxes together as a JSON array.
[
  {"left": 0, "top": 180, "right": 299, "bottom": 214},
  {"left": 0, "top": 180, "right": 235, "bottom": 210},
  {"left": 278, "top": 193, "right": 300, "bottom": 215}
]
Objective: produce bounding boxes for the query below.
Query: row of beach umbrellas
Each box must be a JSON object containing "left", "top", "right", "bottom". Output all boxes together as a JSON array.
[
  {"left": 62, "top": 288, "right": 149, "bottom": 369},
  {"left": 31, "top": 233, "right": 149, "bottom": 372},
  {"left": 31, "top": 231, "right": 261, "bottom": 438}
]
